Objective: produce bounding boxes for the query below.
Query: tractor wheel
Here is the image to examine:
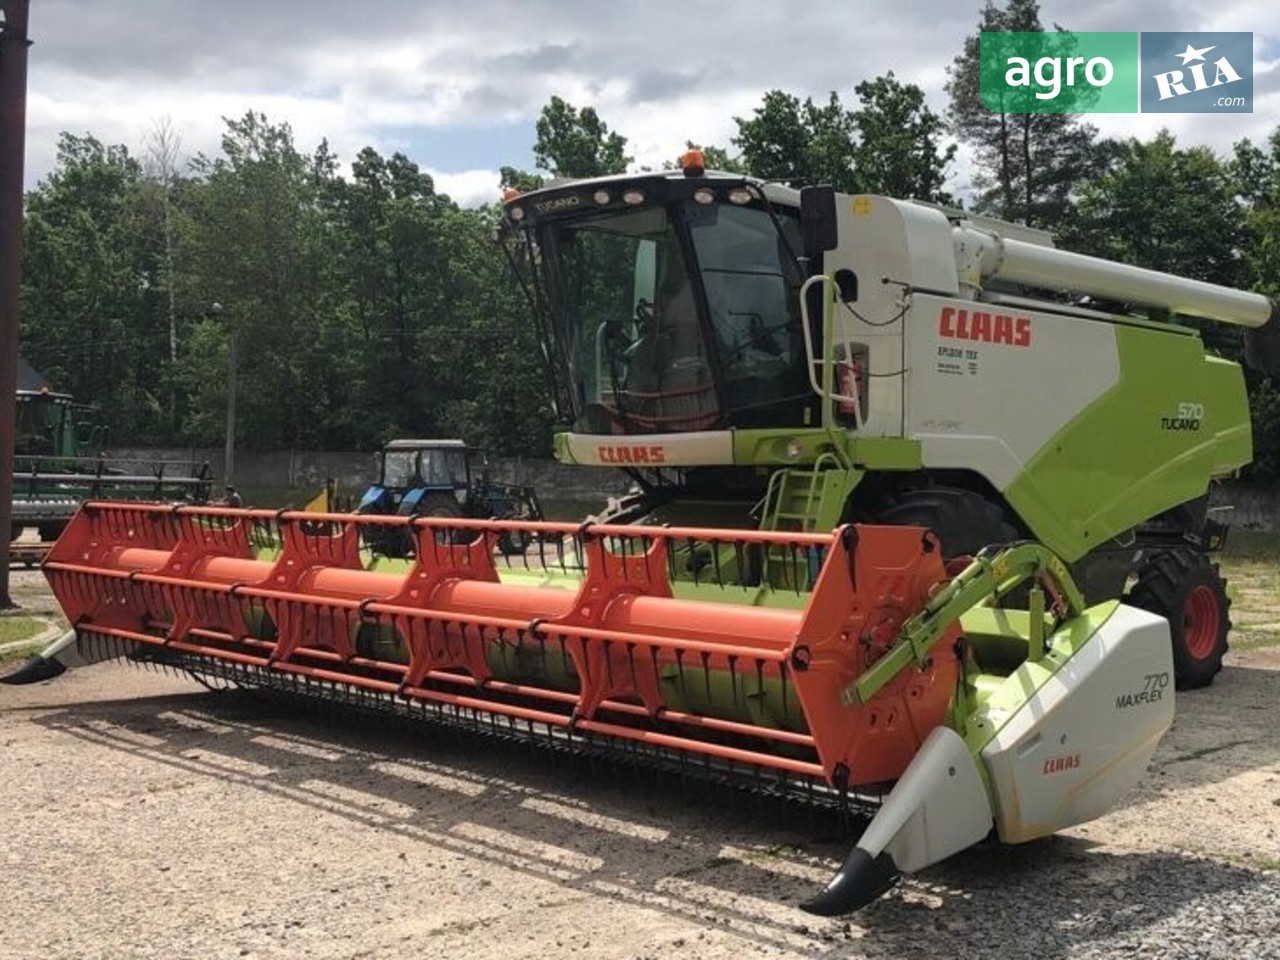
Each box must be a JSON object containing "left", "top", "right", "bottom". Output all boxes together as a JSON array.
[
  {"left": 871, "top": 486, "right": 1018, "bottom": 559},
  {"left": 418, "top": 494, "right": 463, "bottom": 519},
  {"left": 37, "top": 522, "right": 66, "bottom": 544},
  {"left": 417, "top": 494, "right": 468, "bottom": 546},
  {"left": 1127, "top": 549, "right": 1230, "bottom": 689},
  {"left": 498, "top": 529, "right": 530, "bottom": 556}
]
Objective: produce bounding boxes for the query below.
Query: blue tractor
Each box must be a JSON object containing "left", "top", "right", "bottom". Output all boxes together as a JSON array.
[{"left": 356, "top": 439, "right": 544, "bottom": 557}]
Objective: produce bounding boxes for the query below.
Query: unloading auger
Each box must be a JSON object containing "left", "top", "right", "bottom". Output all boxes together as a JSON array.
[{"left": 13, "top": 502, "right": 1176, "bottom": 913}]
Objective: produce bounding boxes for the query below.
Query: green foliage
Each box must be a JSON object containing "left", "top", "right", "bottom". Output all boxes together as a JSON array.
[
  {"left": 946, "top": 0, "right": 1109, "bottom": 225},
  {"left": 732, "top": 76, "right": 954, "bottom": 200},
  {"left": 20, "top": 115, "right": 553, "bottom": 457},
  {"left": 1063, "top": 131, "right": 1245, "bottom": 285},
  {"left": 1062, "top": 130, "right": 1246, "bottom": 358},
  {"left": 533, "top": 96, "right": 631, "bottom": 178},
  {"left": 21, "top": 134, "right": 164, "bottom": 442},
  {"left": 1232, "top": 130, "right": 1280, "bottom": 480},
  {"left": 733, "top": 90, "right": 859, "bottom": 189},
  {"left": 851, "top": 72, "right": 955, "bottom": 202}
]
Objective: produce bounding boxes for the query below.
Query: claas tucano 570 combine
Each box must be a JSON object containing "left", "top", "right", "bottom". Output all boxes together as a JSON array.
[{"left": 11, "top": 152, "right": 1280, "bottom": 914}]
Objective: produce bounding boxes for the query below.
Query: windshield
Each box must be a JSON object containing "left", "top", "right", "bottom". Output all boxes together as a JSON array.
[
  {"left": 547, "top": 205, "right": 717, "bottom": 434},
  {"left": 382, "top": 450, "right": 418, "bottom": 487},
  {"left": 15, "top": 396, "right": 67, "bottom": 456},
  {"left": 422, "top": 449, "right": 468, "bottom": 486},
  {"left": 539, "top": 200, "right": 805, "bottom": 435},
  {"left": 687, "top": 204, "right": 803, "bottom": 417}
]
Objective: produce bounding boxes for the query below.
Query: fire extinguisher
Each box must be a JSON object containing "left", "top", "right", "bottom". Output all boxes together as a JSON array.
[{"left": 836, "top": 353, "right": 864, "bottom": 421}]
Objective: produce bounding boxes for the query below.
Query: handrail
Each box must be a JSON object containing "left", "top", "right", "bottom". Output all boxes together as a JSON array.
[{"left": 798, "top": 274, "right": 865, "bottom": 431}]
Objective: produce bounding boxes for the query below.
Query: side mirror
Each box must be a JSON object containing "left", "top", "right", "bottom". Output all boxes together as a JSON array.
[{"left": 800, "top": 185, "right": 839, "bottom": 264}]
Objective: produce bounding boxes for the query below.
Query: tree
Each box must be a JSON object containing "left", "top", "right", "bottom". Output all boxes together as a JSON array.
[
  {"left": 1064, "top": 131, "right": 1244, "bottom": 287},
  {"left": 178, "top": 112, "right": 341, "bottom": 448},
  {"left": 1231, "top": 129, "right": 1280, "bottom": 479},
  {"left": 946, "top": 0, "right": 1109, "bottom": 225},
  {"left": 1233, "top": 129, "right": 1280, "bottom": 299},
  {"left": 533, "top": 96, "right": 630, "bottom": 178},
  {"left": 732, "top": 78, "right": 954, "bottom": 198},
  {"left": 733, "top": 90, "right": 859, "bottom": 189},
  {"left": 851, "top": 72, "right": 955, "bottom": 202},
  {"left": 140, "top": 116, "right": 184, "bottom": 430},
  {"left": 21, "top": 133, "right": 163, "bottom": 440},
  {"left": 1062, "top": 129, "right": 1246, "bottom": 358}
]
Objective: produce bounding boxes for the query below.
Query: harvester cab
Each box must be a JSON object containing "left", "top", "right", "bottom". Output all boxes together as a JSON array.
[
  {"left": 497, "top": 155, "right": 1280, "bottom": 689},
  {"left": 356, "top": 439, "right": 544, "bottom": 556},
  {"left": 11, "top": 383, "right": 212, "bottom": 543}
]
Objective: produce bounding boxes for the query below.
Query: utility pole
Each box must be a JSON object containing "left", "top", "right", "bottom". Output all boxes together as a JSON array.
[
  {"left": 0, "top": 0, "right": 31, "bottom": 609},
  {"left": 213, "top": 302, "right": 237, "bottom": 485}
]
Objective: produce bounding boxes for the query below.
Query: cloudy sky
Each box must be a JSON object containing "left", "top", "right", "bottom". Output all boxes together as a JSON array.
[{"left": 15, "top": 0, "right": 1280, "bottom": 206}]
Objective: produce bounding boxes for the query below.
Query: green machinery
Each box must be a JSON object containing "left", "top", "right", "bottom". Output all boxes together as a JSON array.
[
  {"left": 11, "top": 369, "right": 211, "bottom": 542},
  {"left": 498, "top": 156, "right": 1280, "bottom": 689}
]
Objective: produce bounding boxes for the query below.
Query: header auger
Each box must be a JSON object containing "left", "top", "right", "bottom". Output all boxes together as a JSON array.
[{"left": 21, "top": 501, "right": 1176, "bottom": 913}]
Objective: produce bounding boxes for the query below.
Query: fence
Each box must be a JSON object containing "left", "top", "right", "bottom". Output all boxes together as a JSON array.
[
  {"left": 100, "top": 447, "right": 1280, "bottom": 531},
  {"left": 104, "top": 447, "right": 634, "bottom": 504}
]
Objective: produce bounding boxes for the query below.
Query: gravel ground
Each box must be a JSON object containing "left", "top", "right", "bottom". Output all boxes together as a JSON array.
[{"left": 2, "top": 567, "right": 1279, "bottom": 960}]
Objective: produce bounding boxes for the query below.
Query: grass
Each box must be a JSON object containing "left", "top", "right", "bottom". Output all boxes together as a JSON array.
[
  {"left": 0, "top": 615, "right": 49, "bottom": 646},
  {"left": 1213, "top": 533, "right": 1280, "bottom": 651},
  {"left": 1221, "top": 530, "right": 1280, "bottom": 563},
  {"left": 0, "top": 642, "right": 44, "bottom": 665}
]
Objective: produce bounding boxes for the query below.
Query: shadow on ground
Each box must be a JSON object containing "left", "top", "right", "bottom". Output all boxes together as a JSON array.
[{"left": 16, "top": 661, "right": 1278, "bottom": 958}]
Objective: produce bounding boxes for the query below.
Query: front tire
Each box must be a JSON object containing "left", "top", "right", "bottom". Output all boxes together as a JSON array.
[
  {"left": 1127, "top": 549, "right": 1230, "bottom": 689},
  {"left": 870, "top": 485, "right": 1018, "bottom": 559}
]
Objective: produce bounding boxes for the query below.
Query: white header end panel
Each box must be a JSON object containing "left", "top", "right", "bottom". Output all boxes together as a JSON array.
[{"left": 981, "top": 605, "right": 1175, "bottom": 843}]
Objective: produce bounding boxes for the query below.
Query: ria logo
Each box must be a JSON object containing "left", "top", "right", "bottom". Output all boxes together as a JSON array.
[
  {"left": 1141, "top": 32, "right": 1253, "bottom": 113},
  {"left": 1153, "top": 42, "right": 1243, "bottom": 100}
]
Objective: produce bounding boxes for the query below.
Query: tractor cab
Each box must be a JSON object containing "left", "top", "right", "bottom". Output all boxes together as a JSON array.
[
  {"left": 364, "top": 439, "right": 472, "bottom": 516},
  {"left": 357, "top": 439, "right": 544, "bottom": 556}
]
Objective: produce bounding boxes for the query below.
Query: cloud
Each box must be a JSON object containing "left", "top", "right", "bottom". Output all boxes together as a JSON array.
[
  {"left": 15, "top": 0, "right": 1279, "bottom": 207},
  {"left": 429, "top": 167, "right": 503, "bottom": 207}
]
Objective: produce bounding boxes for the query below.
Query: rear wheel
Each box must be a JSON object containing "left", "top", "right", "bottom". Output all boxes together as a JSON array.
[{"left": 1127, "top": 549, "right": 1230, "bottom": 689}]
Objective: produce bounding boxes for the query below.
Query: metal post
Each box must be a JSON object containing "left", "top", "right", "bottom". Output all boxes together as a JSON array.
[
  {"left": 0, "top": 0, "right": 31, "bottom": 609},
  {"left": 213, "top": 302, "right": 237, "bottom": 485}
]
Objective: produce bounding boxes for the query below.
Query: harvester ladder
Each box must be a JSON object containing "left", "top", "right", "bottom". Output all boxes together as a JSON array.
[
  {"left": 761, "top": 452, "right": 852, "bottom": 535},
  {"left": 760, "top": 454, "right": 860, "bottom": 588}
]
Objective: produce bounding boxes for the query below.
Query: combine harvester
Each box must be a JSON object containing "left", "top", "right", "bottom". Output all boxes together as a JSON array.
[{"left": 10, "top": 156, "right": 1280, "bottom": 914}]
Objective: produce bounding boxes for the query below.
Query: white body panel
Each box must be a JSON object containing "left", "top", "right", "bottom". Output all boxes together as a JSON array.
[
  {"left": 980, "top": 605, "right": 1175, "bottom": 843},
  {"left": 904, "top": 293, "right": 1121, "bottom": 490},
  {"left": 826, "top": 196, "right": 959, "bottom": 438}
]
